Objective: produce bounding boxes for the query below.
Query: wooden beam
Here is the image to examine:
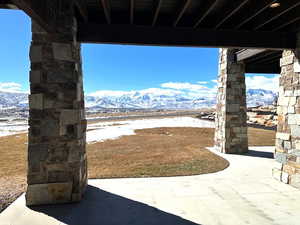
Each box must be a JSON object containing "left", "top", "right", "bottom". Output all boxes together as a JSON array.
[
  {"left": 130, "top": 0, "right": 134, "bottom": 24},
  {"left": 245, "top": 63, "right": 280, "bottom": 74},
  {"left": 244, "top": 51, "right": 275, "bottom": 63},
  {"left": 273, "top": 16, "right": 300, "bottom": 31},
  {"left": 236, "top": 49, "right": 267, "bottom": 62},
  {"left": 254, "top": 53, "right": 281, "bottom": 63},
  {"left": 235, "top": 0, "right": 277, "bottom": 29},
  {"left": 254, "top": 0, "right": 300, "bottom": 30},
  {"left": 11, "top": 0, "right": 56, "bottom": 33},
  {"left": 101, "top": 0, "right": 111, "bottom": 24},
  {"left": 75, "top": 0, "right": 88, "bottom": 22},
  {"left": 193, "top": 0, "right": 218, "bottom": 28},
  {"left": 173, "top": 0, "right": 191, "bottom": 27},
  {"left": 77, "top": 23, "right": 296, "bottom": 49},
  {"left": 0, "top": 3, "right": 17, "bottom": 9},
  {"left": 0, "top": 0, "right": 17, "bottom": 9},
  {"left": 152, "top": 0, "right": 162, "bottom": 26},
  {"left": 215, "top": 0, "right": 249, "bottom": 29}
]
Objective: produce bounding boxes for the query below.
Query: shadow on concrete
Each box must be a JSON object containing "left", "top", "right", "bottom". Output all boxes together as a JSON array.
[
  {"left": 243, "top": 150, "right": 274, "bottom": 159},
  {"left": 29, "top": 185, "right": 201, "bottom": 225}
]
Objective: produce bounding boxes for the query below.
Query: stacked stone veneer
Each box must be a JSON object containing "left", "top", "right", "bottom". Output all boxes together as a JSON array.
[
  {"left": 215, "top": 48, "right": 248, "bottom": 154},
  {"left": 273, "top": 50, "right": 300, "bottom": 189},
  {"left": 26, "top": 17, "right": 87, "bottom": 205}
]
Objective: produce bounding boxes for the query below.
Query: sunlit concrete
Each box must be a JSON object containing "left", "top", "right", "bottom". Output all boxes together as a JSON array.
[{"left": 1, "top": 146, "right": 300, "bottom": 225}]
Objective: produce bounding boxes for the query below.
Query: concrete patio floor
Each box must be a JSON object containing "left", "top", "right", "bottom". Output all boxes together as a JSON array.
[{"left": 1, "top": 146, "right": 300, "bottom": 225}]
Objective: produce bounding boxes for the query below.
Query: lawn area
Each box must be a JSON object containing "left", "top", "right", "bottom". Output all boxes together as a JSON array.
[{"left": 0, "top": 126, "right": 275, "bottom": 212}]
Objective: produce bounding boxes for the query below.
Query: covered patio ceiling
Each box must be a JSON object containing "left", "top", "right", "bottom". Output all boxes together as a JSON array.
[{"left": 1, "top": 0, "right": 297, "bottom": 73}]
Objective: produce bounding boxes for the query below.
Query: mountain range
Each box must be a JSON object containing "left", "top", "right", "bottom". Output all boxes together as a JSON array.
[{"left": 0, "top": 88, "right": 277, "bottom": 110}]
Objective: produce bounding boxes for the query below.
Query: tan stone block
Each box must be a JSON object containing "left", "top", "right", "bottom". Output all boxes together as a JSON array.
[
  {"left": 26, "top": 182, "right": 72, "bottom": 206},
  {"left": 29, "top": 94, "right": 43, "bottom": 110},
  {"left": 280, "top": 55, "right": 294, "bottom": 67},
  {"left": 283, "top": 164, "right": 296, "bottom": 175},
  {"left": 288, "top": 161, "right": 300, "bottom": 169}
]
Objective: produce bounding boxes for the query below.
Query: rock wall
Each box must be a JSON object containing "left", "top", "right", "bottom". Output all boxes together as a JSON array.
[
  {"left": 215, "top": 48, "right": 248, "bottom": 154},
  {"left": 26, "top": 14, "right": 87, "bottom": 205},
  {"left": 274, "top": 50, "right": 300, "bottom": 188}
]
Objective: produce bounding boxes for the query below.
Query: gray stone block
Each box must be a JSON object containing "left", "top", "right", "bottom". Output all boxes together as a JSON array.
[
  {"left": 30, "top": 70, "right": 41, "bottom": 83},
  {"left": 30, "top": 45, "right": 42, "bottom": 62},
  {"left": 41, "top": 120, "right": 60, "bottom": 137},
  {"left": 227, "top": 104, "right": 240, "bottom": 113},
  {"left": 272, "top": 168, "right": 282, "bottom": 181},
  {"left": 294, "top": 59, "right": 300, "bottom": 72},
  {"left": 60, "top": 110, "right": 80, "bottom": 125},
  {"left": 281, "top": 172, "right": 289, "bottom": 184},
  {"left": 284, "top": 141, "right": 291, "bottom": 150},
  {"left": 288, "top": 114, "right": 300, "bottom": 125},
  {"left": 291, "top": 125, "right": 300, "bottom": 138},
  {"left": 275, "top": 152, "right": 287, "bottom": 164},
  {"left": 276, "top": 132, "right": 290, "bottom": 141},
  {"left": 52, "top": 43, "right": 74, "bottom": 61}
]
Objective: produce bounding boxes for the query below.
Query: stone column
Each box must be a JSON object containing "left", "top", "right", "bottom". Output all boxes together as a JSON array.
[
  {"left": 214, "top": 48, "right": 248, "bottom": 154},
  {"left": 26, "top": 16, "right": 87, "bottom": 205},
  {"left": 273, "top": 49, "right": 300, "bottom": 189}
]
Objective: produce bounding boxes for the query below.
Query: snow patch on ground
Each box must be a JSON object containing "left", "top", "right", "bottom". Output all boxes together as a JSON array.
[
  {"left": 0, "top": 117, "right": 214, "bottom": 141},
  {"left": 86, "top": 117, "right": 214, "bottom": 143},
  {"left": 0, "top": 121, "right": 28, "bottom": 137}
]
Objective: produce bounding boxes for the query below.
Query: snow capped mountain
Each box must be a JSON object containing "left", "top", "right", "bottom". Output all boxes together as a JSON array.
[
  {"left": 0, "top": 88, "right": 277, "bottom": 110},
  {"left": 86, "top": 88, "right": 277, "bottom": 109},
  {"left": 0, "top": 91, "right": 28, "bottom": 109},
  {"left": 246, "top": 89, "right": 277, "bottom": 107}
]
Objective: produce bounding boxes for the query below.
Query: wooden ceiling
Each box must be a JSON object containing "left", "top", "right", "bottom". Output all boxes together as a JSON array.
[
  {"left": 84, "top": 0, "right": 300, "bottom": 32},
  {"left": 74, "top": 0, "right": 298, "bottom": 50},
  {"left": 2, "top": 0, "right": 298, "bottom": 73}
]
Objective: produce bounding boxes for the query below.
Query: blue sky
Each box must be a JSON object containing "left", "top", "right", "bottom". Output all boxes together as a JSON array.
[{"left": 0, "top": 9, "right": 279, "bottom": 96}]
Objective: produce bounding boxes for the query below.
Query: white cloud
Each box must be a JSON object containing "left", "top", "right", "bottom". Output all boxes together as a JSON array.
[
  {"left": 2, "top": 75, "right": 279, "bottom": 99},
  {"left": 88, "top": 76, "right": 279, "bottom": 100},
  {"left": 197, "top": 81, "right": 208, "bottom": 84},
  {"left": 245, "top": 75, "right": 279, "bottom": 92},
  {"left": 0, "top": 82, "right": 28, "bottom": 93}
]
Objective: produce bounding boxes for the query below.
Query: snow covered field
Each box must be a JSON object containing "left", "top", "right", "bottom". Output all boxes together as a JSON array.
[
  {"left": 86, "top": 117, "right": 214, "bottom": 143},
  {"left": 0, "top": 120, "right": 28, "bottom": 137},
  {"left": 0, "top": 117, "right": 215, "bottom": 142}
]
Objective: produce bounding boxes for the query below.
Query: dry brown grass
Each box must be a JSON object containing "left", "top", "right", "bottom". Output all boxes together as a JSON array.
[
  {"left": 248, "top": 127, "right": 276, "bottom": 146},
  {"left": 0, "top": 126, "right": 275, "bottom": 212},
  {"left": 0, "top": 134, "right": 27, "bottom": 213},
  {"left": 88, "top": 127, "right": 228, "bottom": 178}
]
